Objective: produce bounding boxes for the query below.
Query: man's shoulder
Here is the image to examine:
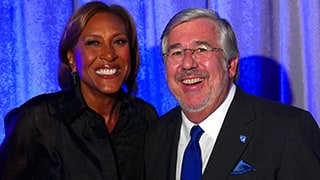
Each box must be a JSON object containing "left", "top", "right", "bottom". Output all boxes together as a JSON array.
[
  {"left": 147, "top": 106, "right": 182, "bottom": 135},
  {"left": 235, "top": 87, "right": 311, "bottom": 117},
  {"left": 160, "top": 106, "right": 181, "bottom": 121},
  {"left": 247, "top": 93, "right": 310, "bottom": 118}
]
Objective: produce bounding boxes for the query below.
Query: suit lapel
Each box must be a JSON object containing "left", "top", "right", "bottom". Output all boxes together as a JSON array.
[
  {"left": 162, "top": 108, "right": 183, "bottom": 180},
  {"left": 203, "top": 87, "right": 256, "bottom": 179},
  {"left": 169, "top": 116, "right": 182, "bottom": 180}
]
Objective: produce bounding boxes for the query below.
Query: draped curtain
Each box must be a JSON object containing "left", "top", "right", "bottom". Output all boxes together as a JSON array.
[{"left": 0, "top": 0, "right": 319, "bottom": 142}]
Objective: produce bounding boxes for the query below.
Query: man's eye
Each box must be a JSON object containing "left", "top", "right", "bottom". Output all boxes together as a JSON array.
[
  {"left": 86, "top": 40, "right": 99, "bottom": 46},
  {"left": 171, "top": 50, "right": 183, "bottom": 56},
  {"left": 196, "top": 47, "right": 208, "bottom": 53}
]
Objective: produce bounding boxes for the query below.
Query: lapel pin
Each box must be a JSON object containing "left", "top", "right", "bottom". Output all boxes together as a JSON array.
[{"left": 240, "top": 135, "right": 247, "bottom": 143}]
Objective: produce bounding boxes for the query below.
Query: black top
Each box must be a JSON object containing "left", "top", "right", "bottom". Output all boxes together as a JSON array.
[{"left": 0, "top": 86, "right": 158, "bottom": 180}]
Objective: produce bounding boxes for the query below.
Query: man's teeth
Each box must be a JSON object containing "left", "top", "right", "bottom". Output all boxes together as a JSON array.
[
  {"left": 182, "top": 78, "right": 203, "bottom": 84},
  {"left": 96, "top": 68, "right": 117, "bottom": 75}
]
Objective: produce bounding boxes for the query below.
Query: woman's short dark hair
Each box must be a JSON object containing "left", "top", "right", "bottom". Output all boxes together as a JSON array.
[{"left": 58, "top": 1, "right": 139, "bottom": 94}]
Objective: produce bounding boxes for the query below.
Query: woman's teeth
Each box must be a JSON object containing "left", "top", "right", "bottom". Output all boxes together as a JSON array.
[{"left": 96, "top": 68, "right": 117, "bottom": 75}]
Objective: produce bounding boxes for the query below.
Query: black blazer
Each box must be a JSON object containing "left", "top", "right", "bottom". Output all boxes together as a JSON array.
[{"left": 145, "top": 87, "right": 320, "bottom": 180}]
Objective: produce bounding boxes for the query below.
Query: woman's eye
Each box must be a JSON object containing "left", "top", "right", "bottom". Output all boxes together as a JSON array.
[
  {"left": 114, "top": 39, "right": 128, "bottom": 45},
  {"left": 86, "top": 40, "right": 99, "bottom": 46}
]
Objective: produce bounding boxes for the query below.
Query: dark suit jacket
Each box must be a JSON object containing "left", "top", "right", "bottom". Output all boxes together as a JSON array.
[{"left": 145, "top": 87, "right": 320, "bottom": 180}]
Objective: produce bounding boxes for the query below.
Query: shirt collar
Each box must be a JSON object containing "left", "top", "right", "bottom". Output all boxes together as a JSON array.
[
  {"left": 62, "top": 85, "right": 88, "bottom": 124},
  {"left": 62, "top": 85, "right": 130, "bottom": 125}
]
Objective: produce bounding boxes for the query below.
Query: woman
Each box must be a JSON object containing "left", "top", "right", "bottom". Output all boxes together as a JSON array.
[{"left": 0, "top": 1, "right": 158, "bottom": 179}]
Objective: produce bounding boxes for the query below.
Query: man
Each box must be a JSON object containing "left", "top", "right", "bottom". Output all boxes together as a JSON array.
[{"left": 145, "top": 8, "right": 320, "bottom": 180}]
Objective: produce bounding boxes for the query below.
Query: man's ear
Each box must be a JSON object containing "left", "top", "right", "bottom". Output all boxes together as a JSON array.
[
  {"left": 67, "top": 51, "right": 77, "bottom": 73},
  {"left": 228, "top": 57, "right": 239, "bottom": 78}
]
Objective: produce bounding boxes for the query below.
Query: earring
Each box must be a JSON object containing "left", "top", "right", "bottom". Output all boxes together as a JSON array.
[{"left": 71, "top": 71, "right": 77, "bottom": 85}]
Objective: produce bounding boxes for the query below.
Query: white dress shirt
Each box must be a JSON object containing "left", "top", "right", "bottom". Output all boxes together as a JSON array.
[{"left": 176, "top": 84, "right": 236, "bottom": 180}]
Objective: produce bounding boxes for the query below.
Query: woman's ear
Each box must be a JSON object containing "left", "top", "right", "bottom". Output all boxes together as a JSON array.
[{"left": 67, "top": 51, "right": 77, "bottom": 73}]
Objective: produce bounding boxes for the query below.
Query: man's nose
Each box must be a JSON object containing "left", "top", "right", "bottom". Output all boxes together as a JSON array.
[{"left": 182, "top": 49, "right": 198, "bottom": 69}]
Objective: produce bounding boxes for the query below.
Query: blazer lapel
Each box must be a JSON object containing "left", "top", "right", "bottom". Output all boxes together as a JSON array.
[
  {"left": 203, "top": 87, "right": 256, "bottom": 179},
  {"left": 168, "top": 109, "right": 183, "bottom": 180},
  {"left": 153, "top": 107, "right": 182, "bottom": 180}
]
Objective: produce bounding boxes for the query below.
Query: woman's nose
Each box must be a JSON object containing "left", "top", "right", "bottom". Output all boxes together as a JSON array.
[{"left": 99, "top": 45, "right": 117, "bottom": 61}]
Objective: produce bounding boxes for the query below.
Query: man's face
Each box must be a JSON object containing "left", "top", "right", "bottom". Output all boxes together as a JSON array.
[{"left": 164, "top": 18, "right": 238, "bottom": 122}]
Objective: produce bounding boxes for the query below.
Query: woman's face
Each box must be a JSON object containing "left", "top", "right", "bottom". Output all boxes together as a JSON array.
[{"left": 68, "top": 12, "right": 131, "bottom": 97}]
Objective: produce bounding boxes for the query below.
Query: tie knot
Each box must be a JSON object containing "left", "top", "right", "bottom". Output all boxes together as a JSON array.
[{"left": 190, "top": 125, "right": 204, "bottom": 142}]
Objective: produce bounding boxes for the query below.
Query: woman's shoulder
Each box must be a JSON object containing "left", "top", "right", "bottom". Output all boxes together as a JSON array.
[
  {"left": 124, "top": 95, "right": 159, "bottom": 123},
  {"left": 130, "top": 96, "right": 153, "bottom": 107},
  {"left": 28, "top": 91, "right": 64, "bottom": 103},
  {"left": 4, "top": 91, "right": 66, "bottom": 134},
  {"left": 14, "top": 91, "right": 66, "bottom": 111},
  {"left": 127, "top": 96, "right": 156, "bottom": 113},
  {"left": 5, "top": 91, "right": 66, "bottom": 121}
]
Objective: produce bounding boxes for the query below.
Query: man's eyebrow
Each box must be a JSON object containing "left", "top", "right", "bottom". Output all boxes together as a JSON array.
[
  {"left": 167, "top": 43, "right": 182, "bottom": 50},
  {"left": 167, "top": 41, "right": 211, "bottom": 50},
  {"left": 193, "top": 41, "right": 210, "bottom": 46}
]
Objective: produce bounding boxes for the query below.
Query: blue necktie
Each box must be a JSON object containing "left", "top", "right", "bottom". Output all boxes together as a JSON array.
[{"left": 181, "top": 125, "right": 204, "bottom": 180}]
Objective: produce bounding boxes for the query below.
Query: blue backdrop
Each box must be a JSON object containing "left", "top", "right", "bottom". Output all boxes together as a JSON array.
[{"left": 1, "top": 0, "right": 319, "bottom": 143}]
